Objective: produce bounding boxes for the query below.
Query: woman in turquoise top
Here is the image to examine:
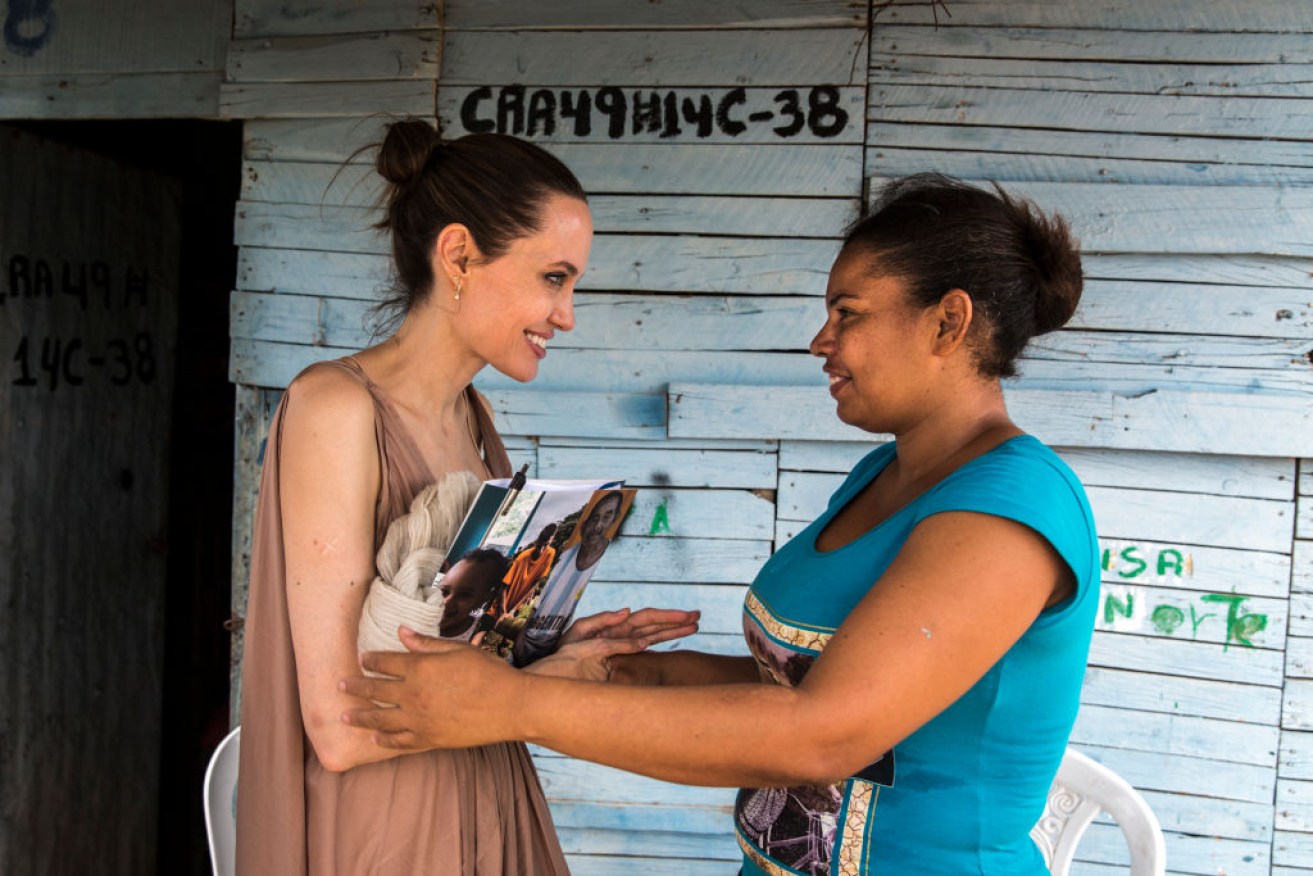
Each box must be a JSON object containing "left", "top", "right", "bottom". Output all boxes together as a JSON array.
[{"left": 341, "top": 174, "right": 1100, "bottom": 875}]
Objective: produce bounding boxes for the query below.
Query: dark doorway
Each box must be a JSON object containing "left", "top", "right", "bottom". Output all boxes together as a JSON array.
[{"left": 9, "top": 119, "right": 241, "bottom": 875}]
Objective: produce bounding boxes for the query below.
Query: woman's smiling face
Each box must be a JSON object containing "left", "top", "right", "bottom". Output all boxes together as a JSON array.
[
  {"left": 458, "top": 193, "right": 593, "bottom": 383},
  {"left": 809, "top": 248, "right": 938, "bottom": 435}
]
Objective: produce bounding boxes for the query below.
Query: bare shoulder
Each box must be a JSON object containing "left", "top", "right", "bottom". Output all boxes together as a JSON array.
[
  {"left": 284, "top": 363, "right": 374, "bottom": 428},
  {"left": 280, "top": 363, "right": 378, "bottom": 466}
]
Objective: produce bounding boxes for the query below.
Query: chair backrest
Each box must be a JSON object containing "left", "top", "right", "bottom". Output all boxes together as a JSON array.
[
  {"left": 1031, "top": 747, "right": 1166, "bottom": 876},
  {"left": 203, "top": 726, "right": 241, "bottom": 876}
]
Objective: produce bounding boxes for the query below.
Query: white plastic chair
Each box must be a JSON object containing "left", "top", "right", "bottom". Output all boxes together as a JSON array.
[
  {"left": 203, "top": 726, "right": 241, "bottom": 876},
  {"left": 1031, "top": 747, "right": 1166, "bottom": 875}
]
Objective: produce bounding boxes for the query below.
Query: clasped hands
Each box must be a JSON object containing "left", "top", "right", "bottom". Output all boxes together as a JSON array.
[{"left": 339, "top": 607, "right": 698, "bottom": 751}]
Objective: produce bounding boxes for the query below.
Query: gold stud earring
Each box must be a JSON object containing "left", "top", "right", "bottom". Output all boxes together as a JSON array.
[{"left": 451, "top": 275, "right": 463, "bottom": 301}]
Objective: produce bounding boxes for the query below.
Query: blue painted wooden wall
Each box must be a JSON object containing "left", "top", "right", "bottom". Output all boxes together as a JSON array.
[{"left": 218, "top": 2, "right": 1313, "bottom": 873}]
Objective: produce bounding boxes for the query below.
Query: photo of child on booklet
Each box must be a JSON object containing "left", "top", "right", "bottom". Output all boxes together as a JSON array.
[{"left": 436, "top": 477, "right": 636, "bottom": 665}]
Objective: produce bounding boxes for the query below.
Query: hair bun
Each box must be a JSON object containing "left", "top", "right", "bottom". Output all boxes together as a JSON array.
[
  {"left": 1021, "top": 207, "right": 1083, "bottom": 335},
  {"left": 376, "top": 118, "right": 439, "bottom": 187}
]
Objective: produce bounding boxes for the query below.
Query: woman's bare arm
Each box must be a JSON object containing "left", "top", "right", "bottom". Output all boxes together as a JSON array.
[
  {"left": 280, "top": 367, "right": 408, "bottom": 773},
  {"left": 608, "top": 650, "right": 760, "bottom": 687}
]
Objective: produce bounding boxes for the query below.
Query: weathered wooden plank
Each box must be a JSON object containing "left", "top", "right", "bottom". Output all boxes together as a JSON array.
[
  {"left": 537, "top": 446, "right": 776, "bottom": 490},
  {"left": 0, "top": 0, "right": 231, "bottom": 75},
  {"left": 237, "top": 233, "right": 841, "bottom": 296},
  {"left": 555, "top": 826, "right": 737, "bottom": 861},
  {"left": 1071, "top": 704, "right": 1277, "bottom": 767},
  {"left": 868, "top": 121, "right": 1313, "bottom": 172},
  {"left": 1280, "top": 730, "right": 1313, "bottom": 780},
  {"left": 220, "top": 80, "right": 434, "bottom": 119},
  {"left": 447, "top": 0, "right": 865, "bottom": 30},
  {"left": 869, "top": 84, "right": 1313, "bottom": 142},
  {"left": 1088, "top": 631, "right": 1285, "bottom": 687},
  {"left": 872, "top": 0, "right": 1312, "bottom": 32},
  {"left": 565, "top": 856, "right": 735, "bottom": 876},
  {"left": 556, "top": 143, "right": 864, "bottom": 197},
  {"left": 1072, "top": 281, "right": 1313, "bottom": 342},
  {"left": 1279, "top": 779, "right": 1313, "bottom": 833},
  {"left": 1301, "top": 460, "right": 1312, "bottom": 497},
  {"left": 610, "top": 490, "right": 774, "bottom": 541},
  {"left": 1082, "top": 254, "right": 1313, "bottom": 290},
  {"left": 1097, "top": 540, "right": 1289, "bottom": 600},
  {"left": 874, "top": 54, "right": 1313, "bottom": 99},
  {"left": 228, "top": 339, "right": 350, "bottom": 387},
  {"left": 229, "top": 338, "right": 823, "bottom": 393},
  {"left": 482, "top": 388, "right": 666, "bottom": 440},
  {"left": 233, "top": 202, "right": 386, "bottom": 253},
  {"left": 600, "top": 539, "right": 769, "bottom": 585},
  {"left": 236, "top": 248, "right": 390, "bottom": 297},
  {"left": 1284, "top": 681, "right": 1313, "bottom": 732},
  {"left": 241, "top": 160, "right": 382, "bottom": 208},
  {"left": 233, "top": 196, "right": 852, "bottom": 252},
  {"left": 1071, "top": 745, "right": 1276, "bottom": 803},
  {"left": 438, "top": 85, "right": 866, "bottom": 144},
  {"left": 1301, "top": 494, "right": 1313, "bottom": 541},
  {"left": 442, "top": 29, "right": 866, "bottom": 86},
  {"left": 1285, "top": 594, "right": 1313, "bottom": 639},
  {"left": 242, "top": 144, "right": 866, "bottom": 198},
  {"left": 867, "top": 144, "right": 1313, "bottom": 189},
  {"left": 1295, "top": 541, "right": 1313, "bottom": 598},
  {"left": 1098, "top": 582, "right": 1285, "bottom": 651},
  {"left": 233, "top": 0, "right": 436, "bottom": 37},
  {"left": 549, "top": 799, "right": 723, "bottom": 837},
  {"left": 871, "top": 24, "right": 1313, "bottom": 65},
  {"left": 577, "top": 582, "right": 747, "bottom": 635},
  {"left": 1076, "top": 824, "right": 1270, "bottom": 876},
  {"left": 1026, "top": 329, "right": 1313, "bottom": 372},
  {"left": 1274, "top": 828, "right": 1313, "bottom": 869},
  {"left": 870, "top": 177, "right": 1313, "bottom": 257},
  {"left": 538, "top": 436, "right": 775, "bottom": 452},
  {"left": 1015, "top": 358, "right": 1313, "bottom": 396},
  {"left": 568, "top": 295, "right": 817, "bottom": 350},
  {"left": 1286, "top": 636, "right": 1313, "bottom": 680},
  {"left": 1134, "top": 793, "right": 1276, "bottom": 845},
  {"left": 244, "top": 118, "right": 393, "bottom": 163},
  {"left": 0, "top": 72, "right": 221, "bottom": 119},
  {"left": 1083, "top": 820, "right": 1269, "bottom": 876},
  {"left": 1085, "top": 486, "right": 1294, "bottom": 554},
  {"left": 782, "top": 440, "right": 1298, "bottom": 501},
  {"left": 668, "top": 382, "right": 1313, "bottom": 458},
  {"left": 1082, "top": 667, "right": 1281, "bottom": 726},
  {"left": 592, "top": 195, "right": 856, "bottom": 238},
  {"left": 532, "top": 752, "right": 734, "bottom": 807},
  {"left": 226, "top": 32, "right": 438, "bottom": 82}
]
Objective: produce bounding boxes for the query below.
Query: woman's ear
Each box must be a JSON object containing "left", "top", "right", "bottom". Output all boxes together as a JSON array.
[
  {"left": 932, "top": 289, "right": 974, "bottom": 357},
  {"left": 432, "top": 223, "right": 475, "bottom": 283}
]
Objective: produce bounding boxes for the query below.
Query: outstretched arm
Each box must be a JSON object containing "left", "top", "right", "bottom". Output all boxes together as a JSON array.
[{"left": 342, "top": 511, "right": 1069, "bottom": 786}]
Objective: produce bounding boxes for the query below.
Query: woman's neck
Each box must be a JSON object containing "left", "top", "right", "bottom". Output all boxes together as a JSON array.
[
  {"left": 361, "top": 304, "right": 484, "bottom": 424},
  {"left": 889, "top": 379, "right": 1018, "bottom": 486}
]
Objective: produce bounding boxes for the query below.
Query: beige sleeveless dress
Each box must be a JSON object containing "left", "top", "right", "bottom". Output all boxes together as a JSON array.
[{"left": 235, "top": 358, "right": 570, "bottom": 875}]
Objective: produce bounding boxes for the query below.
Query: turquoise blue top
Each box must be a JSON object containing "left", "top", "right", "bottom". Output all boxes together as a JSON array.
[{"left": 737, "top": 435, "right": 1099, "bottom": 876}]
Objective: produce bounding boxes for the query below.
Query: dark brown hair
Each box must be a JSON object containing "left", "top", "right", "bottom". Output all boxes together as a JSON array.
[
  {"left": 371, "top": 118, "right": 587, "bottom": 331},
  {"left": 842, "top": 174, "right": 1083, "bottom": 378}
]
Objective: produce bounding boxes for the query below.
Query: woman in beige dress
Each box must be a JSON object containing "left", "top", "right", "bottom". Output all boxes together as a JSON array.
[{"left": 234, "top": 119, "right": 698, "bottom": 875}]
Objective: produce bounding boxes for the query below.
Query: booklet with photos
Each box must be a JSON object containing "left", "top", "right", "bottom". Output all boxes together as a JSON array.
[{"left": 435, "top": 473, "right": 637, "bottom": 666}]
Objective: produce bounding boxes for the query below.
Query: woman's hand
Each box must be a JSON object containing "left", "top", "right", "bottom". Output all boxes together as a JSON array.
[
  {"left": 527, "top": 607, "right": 700, "bottom": 682},
  {"left": 340, "top": 628, "right": 521, "bottom": 751},
  {"left": 559, "top": 607, "right": 700, "bottom": 649}
]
